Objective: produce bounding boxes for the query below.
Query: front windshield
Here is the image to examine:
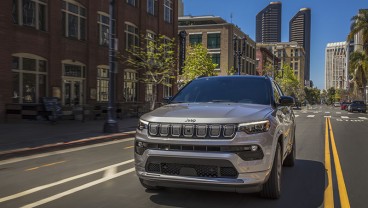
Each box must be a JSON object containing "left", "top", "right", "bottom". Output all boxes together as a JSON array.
[{"left": 172, "top": 77, "right": 271, "bottom": 105}]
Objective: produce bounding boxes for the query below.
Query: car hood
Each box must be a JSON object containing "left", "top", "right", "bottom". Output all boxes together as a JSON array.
[{"left": 141, "top": 103, "right": 273, "bottom": 124}]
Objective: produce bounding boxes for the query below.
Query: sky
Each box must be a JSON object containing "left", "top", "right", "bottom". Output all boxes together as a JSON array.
[{"left": 183, "top": 0, "right": 367, "bottom": 90}]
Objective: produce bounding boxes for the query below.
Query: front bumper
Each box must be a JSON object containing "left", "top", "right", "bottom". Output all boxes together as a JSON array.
[{"left": 134, "top": 122, "right": 279, "bottom": 193}]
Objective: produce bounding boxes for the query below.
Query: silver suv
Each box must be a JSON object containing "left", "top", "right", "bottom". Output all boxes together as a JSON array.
[{"left": 134, "top": 76, "right": 296, "bottom": 199}]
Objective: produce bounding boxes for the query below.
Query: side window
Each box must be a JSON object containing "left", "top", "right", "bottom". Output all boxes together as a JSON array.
[
  {"left": 272, "top": 82, "right": 281, "bottom": 104},
  {"left": 275, "top": 82, "right": 284, "bottom": 96}
]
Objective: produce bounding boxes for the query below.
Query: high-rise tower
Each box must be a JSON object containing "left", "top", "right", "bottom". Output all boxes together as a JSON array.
[
  {"left": 256, "top": 2, "right": 282, "bottom": 43},
  {"left": 290, "top": 8, "right": 311, "bottom": 84}
]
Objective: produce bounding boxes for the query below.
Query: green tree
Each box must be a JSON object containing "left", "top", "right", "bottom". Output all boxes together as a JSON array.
[
  {"left": 326, "top": 87, "right": 336, "bottom": 105},
  {"left": 181, "top": 44, "right": 218, "bottom": 84},
  {"left": 123, "top": 35, "right": 177, "bottom": 110},
  {"left": 349, "top": 51, "right": 368, "bottom": 98},
  {"left": 275, "top": 64, "right": 301, "bottom": 97}
]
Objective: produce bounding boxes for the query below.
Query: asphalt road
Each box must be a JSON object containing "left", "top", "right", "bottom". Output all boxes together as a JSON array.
[{"left": 0, "top": 105, "right": 367, "bottom": 208}]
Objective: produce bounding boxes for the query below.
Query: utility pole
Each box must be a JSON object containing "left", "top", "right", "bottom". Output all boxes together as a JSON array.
[{"left": 104, "top": 0, "right": 119, "bottom": 133}]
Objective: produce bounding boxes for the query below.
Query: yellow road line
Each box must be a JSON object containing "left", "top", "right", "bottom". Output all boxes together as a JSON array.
[
  {"left": 328, "top": 118, "right": 351, "bottom": 208},
  {"left": 123, "top": 146, "right": 134, "bottom": 150},
  {"left": 324, "top": 118, "right": 334, "bottom": 208},
  {"left": 26, "top": 161, "right": 66, "bottom": 171}
]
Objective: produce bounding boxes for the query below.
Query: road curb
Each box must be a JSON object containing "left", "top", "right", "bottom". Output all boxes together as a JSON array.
[{"left": 0, "top": 131, "right": 136, "bottom": 160}]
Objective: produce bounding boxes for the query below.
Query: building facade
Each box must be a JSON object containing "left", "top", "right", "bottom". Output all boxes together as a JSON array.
[
  {"left": 258, "top": 42, "right": 305, "bottom": 83},
  {"left": 290, "top": 8, "right": 311, "bottom": 84},
  {"left": 256, "top": 47, "right": 280, "bottom": 76},
  {"left": 325, "top": 42, "right": 348, "bottom": 90},
  {"left": 179, "top": 15, "right": 256, "bottom": 76},
  {"left": 0, "top": 0, "right": 178, "bottom": 121},
  {"left": 256, "top": 2, "right": 282, "bottom": 43}
]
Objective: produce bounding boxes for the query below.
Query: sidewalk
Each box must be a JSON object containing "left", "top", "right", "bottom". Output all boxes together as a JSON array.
[{"left": 0, "top": 118, "right": 138, "bottom": 155}]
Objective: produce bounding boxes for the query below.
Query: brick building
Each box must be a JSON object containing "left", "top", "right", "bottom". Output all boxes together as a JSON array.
[
  {"left": 0, "top": 0, "right": 178, "bottom": 121},
  {"left": 178, "top": 15, "right": 256, "bottom": 76},
  {"left": 256, "top": 47, "right": 280, "bottom": 76}
]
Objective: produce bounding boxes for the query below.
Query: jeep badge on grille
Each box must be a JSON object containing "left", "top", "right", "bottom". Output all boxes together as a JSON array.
[{"left": 185, "top": 118, "right": 196, "bottom": 123}]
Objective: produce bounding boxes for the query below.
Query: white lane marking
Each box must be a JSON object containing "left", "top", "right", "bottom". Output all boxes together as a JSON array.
[
  {"left": 314, "top": 111, "right": 319, "bottom": 114},
  {"left": 0, "top": 138, "right": 134, "bottom": 166},
  {"left": 325, "top": 112, "right": 330, "bottom": 114},
  {"left": 0, "top": 159, "right": 134, "bottom": 203},
  {"left": 307, "top": 115, "right": 315, "bottom": 118},
  {"left": 359, "top": 117, "right": 368, "bottom": 120},
  {"left": 324, "top": 116, "right": 331, "bottom": 118},
  {"left": 21, "top": 168, "right": 135, "bottom": 208},
  {"left": 103, "top": 166, "right": 118, "bottom": 178},
  {"left": 341, "top": 116, "right": 349, "bottom": 119},
  {"left": 302, "top": 111, "right": 308, "bottom": 114},
  {"left": 336, "top": 112, "right": 342, "bottom": 114},
  {"left": 295, "top": 115, "right": 300, "bottom": 117},
  {"left": 337, "top": 119, "right": 343, "bottom": 121}
]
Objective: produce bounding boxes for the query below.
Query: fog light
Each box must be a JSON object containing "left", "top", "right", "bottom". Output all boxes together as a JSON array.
[
  {"left": 251, "top": 145, "right": 258, "bottom": 151},
  {"left": 137, "top": 141, "right": 144, "bottom": 147}
]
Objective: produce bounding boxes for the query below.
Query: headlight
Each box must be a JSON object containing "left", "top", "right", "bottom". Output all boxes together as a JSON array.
[
  {"left": 137, "top": 120, "right": 149, "bottom": 130},
  {"left": 238, "top": 120, "right": 270, "bottom": 134}
]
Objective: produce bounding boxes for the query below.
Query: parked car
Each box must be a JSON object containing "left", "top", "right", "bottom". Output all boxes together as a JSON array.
[
  {"left": 135, "top": 76, "right": 296, "bottom": 199},
  {"left": 333, "top": 102, "right": 341, "bottom": 107},
  {"left": 340, "top": 102, "right": 351, "bottom": 110},
  {"left": 347, "top": 100, "right": 366, "bottom": 113}
]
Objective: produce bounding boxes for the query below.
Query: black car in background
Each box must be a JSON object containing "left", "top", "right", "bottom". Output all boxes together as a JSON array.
[{"left": 347, "top": 100, "right": 366, "bottom": 113}]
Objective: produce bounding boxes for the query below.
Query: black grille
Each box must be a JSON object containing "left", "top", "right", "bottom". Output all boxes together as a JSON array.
[
  {"left": 146, "top": 163, "right": 238, "bottom": 178},
  {"left": 220, "top": 167, "right": 238, "bottom": 178},
  {"left": 147, "top": 163, "right": 160, "bottom": 173},
  {"left": 148, "top": 123, "right": 237, "bottom": 139}
]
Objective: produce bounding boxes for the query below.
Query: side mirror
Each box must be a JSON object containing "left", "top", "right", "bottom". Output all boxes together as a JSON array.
[
  {"left": 279, "top": 96, "right": 295, "bottom": 106},
  {"left": 163, "top": 96, "right": 173, "bottom": 104}
]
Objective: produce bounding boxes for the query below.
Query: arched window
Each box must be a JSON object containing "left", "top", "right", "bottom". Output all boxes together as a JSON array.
[
  {"left": 12, "top": 0, "right": 47, "bottom": 31},
  {"left": 125, "top": 22, "right": 139, "bottom": 50},
  {"left": 123, "top": 69, "right": 137, "bottom": 102},
  {"left": 12, "top": 53, "right": 48, "bottom": 104},
  {"left": 97, "top": 65, "right": 109, "bottom": 102},
  {"left": 62, "top": 0, "right": 86, "bottom": 40},
  {"left": 98, "top": 11, "right": 109, "bottom": 46}
]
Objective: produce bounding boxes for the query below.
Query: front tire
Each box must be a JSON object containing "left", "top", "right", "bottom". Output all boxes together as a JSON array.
[
  {"left": 261, "top": 143, "right": 282, "bottom": 199},
  {"left": 284, "top": 134, "right": 296, "bottom": 167}
]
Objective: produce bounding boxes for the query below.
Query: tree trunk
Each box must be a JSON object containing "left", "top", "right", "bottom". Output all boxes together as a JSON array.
[{"left": 150, "top": 84, "right": 158, "bottom": 111}]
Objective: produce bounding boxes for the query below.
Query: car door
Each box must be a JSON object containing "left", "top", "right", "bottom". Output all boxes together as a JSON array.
[{"left": 273, "top": 82, "right": 294, "bottom": 158}]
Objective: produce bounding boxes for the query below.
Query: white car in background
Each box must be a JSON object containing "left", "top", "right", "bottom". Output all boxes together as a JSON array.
[{"left": 333, "top": 102, "right": 341, "bottom": 107}]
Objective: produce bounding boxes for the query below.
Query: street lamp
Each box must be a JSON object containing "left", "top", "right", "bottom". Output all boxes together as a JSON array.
[
  {"left": 103, "top": 0, "right": 119, "bottom": 133},
  {"left": 233, "top": 36, "right": 247, "bottom": 75}
]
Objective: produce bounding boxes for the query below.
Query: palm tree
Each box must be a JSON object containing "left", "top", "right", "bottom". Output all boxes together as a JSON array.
[
  {"left": 347, "top": 10, "right": 368, "bottom": 100},
  {"left": 347, "top": 9, "right": 368, "bottom": 55},
  {"left": 349, "top": 51, "right": 368, "bottom": 98}
]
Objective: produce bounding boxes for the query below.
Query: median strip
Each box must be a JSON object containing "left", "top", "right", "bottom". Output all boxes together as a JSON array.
[
  {"left": 324, "top": 118, "right": 334, "bottom": 208},
  {"left": 328, "top": 118, "right": 351, "bottom": 208}
]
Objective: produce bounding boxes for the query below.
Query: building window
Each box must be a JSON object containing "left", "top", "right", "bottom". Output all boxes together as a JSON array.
[
  {"left": 125, "top": 23, "right": 139, "bottom": 50},
  {"left": 211, "top": 53, "right": 221, "bottom": 69},
  {"left": 98, "top": 12, "right": 109, "bottom": 46},
  {"left": 146, "top": 31, "right": 156, "bottom": 52},
  {"left": 124, "top": 70, "right": 137, "bottom": 102},
  {"left": 164, "top": 0, "right": 173, "bottom": 23},
  {"left": 163, "top": 78, "right": 172, "bottom": 98},
  {"left": 189, "top": 34, "right": 202, "bottom": 45},
  {"left": 207, "top": 33, "right": 221, "bottom": 49},
  {"left": 145, "top": 83, "right": 155, "bottom": 102},
  {"left": 62, "top": 61, "right": 86, "bottom": 105},
  {"left": 147, "top": 0, "right": 155, "bottom": 15},
  {"left": 12, "top": 54, "right": 47, "bottom": 104},
  {"left": 62, "top": 0, "right": 86, "bottom": 40},
  {"left": 97, "top": 66, "right": 109, "bottom": 102},
  {"left": 127, "top": 0, "right": 136, "bottom": 6},
  {"left": 12, "top": 0, "right": 47, "bottom": 31}
]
